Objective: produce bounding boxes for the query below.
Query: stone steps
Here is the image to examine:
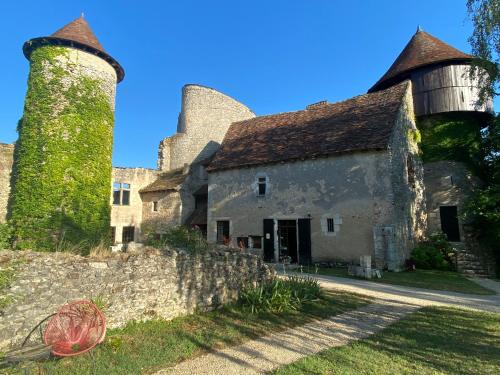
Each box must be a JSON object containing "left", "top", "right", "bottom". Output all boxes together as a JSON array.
[{"left": 454, "top": 248, "right": 494, "bottom": 278}]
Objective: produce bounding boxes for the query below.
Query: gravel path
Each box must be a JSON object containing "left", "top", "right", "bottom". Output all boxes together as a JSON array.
[
  {"left": 295, "top": 273, "right": 500, "bottom": 313},
  {"left": 154, "top": 274, "right": 500, "bottom": 374},
  {"left": 155, "top": 299, "right": 418, "bottom": 375}
]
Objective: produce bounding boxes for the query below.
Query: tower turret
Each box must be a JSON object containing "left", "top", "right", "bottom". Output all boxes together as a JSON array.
[
  {"left": 10, "top": 16, "right": 124, "bottom": 249},
  {"left": 369, "top": 29, "right": 493, "bottom": 270},
  {"left": 369, "top": 28, "right": 492, "bottom": 115}
]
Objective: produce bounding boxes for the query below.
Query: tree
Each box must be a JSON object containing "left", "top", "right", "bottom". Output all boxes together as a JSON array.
[
  {"left": 467, "top": 0, "right": 500, "bottom": 103},
  {"left": 465, "top": 0, "right": 500, "bottom": 275}
]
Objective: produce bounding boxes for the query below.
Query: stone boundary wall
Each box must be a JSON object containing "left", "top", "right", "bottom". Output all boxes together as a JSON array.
[{"left": 0, "top": 248, "right": 274, "bottom": 350}]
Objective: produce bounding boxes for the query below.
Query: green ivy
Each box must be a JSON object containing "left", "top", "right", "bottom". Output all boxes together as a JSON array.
[
  {"left": 417, "top": 113, "right": 486, "bottom": 174},
  {"left": 10, "top": 46, "right": 114, "bottom": 251}
]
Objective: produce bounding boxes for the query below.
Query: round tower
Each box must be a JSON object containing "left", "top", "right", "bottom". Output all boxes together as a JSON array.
[
  {"left": 369, "top": 28, "right": 494, "bottom": 274},
  {"left": 10, "top": 16, "right": 124, "bottom": 249}
]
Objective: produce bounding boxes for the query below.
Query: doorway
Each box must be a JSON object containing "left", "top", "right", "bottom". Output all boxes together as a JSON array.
[
  {"left": 278, "top": 220, "right": 298, "bottom": 263},
  {"left": 440, "top": 206, "right": 460, "bottom": 242}
]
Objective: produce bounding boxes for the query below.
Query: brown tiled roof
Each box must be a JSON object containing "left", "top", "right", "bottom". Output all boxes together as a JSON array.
[
  {"left": 51, "top": 16, "right": 105, "bottom": 52},
  {"left": 369, "top": 30, "right": 472, "bottom": 92},
  {"left": 207, "top": 81, "right": 410, "bottom": 172},
  {"left": 139, "top": 168, "right": 187, "bottom": 194},
  {"left": 23, "top": 16, "right": 125, "bottom": 82}
]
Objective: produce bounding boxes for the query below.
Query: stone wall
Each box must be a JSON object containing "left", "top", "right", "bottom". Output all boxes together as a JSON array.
[
  {"left": 0, "top": 248, "right": 273, "bottom": 350},
  {"left": 111, "top": 167, "right": 158, "bottom": 243},
  {"left": 158, "top": 85, "right": 255, "bottom": 171},
  {"left": 207, "top": 152, "right": 394, "bottom": 263},
  {"left": 0, "top": 143, "right": 14, "bottom": 223}
]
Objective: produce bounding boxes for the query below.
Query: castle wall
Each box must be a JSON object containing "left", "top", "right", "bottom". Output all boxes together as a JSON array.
[
  {"left": 111, "top": 167, "right": 158, "bottom": 243},
  {"left": 0, "top": 144, "right": 14, "bottom": 223},
  {"left": 141, "top": 190, "right": 182, "bottom": 234},
  {"left": 158, "top": 85, "right": 255, "bottom": 171}
]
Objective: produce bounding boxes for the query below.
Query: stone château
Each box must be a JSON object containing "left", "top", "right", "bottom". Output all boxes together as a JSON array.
[{"left": 0, "top": 18, "right": 493, "bottom": 272}]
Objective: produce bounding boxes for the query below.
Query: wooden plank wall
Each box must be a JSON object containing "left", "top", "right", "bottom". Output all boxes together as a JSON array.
[{"left": 411, "top": 64, "right": 493, "bottom": 116}]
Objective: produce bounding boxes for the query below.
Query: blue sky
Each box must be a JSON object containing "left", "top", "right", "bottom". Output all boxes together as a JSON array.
[{"left": 0, "top": 0, "right": 482, "bottom": 168}]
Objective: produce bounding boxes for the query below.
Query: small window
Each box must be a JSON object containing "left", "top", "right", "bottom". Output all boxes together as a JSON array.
[
  {"left": 122, "top": 226, "right": 135, "bottom": 243},
  {"left": 113, "top": 182, "right": 131, "bottom": 206},
  {"left": 258, "top": 177, "right": 267, "bottom": 196},
  {"left": 216, "top": 221, "right": 230, "bottom": 244},
  {"left": 110, "top": 226, "right": 116, "bottom": 244},
  {"left": 327, "top": 218, "right": 335, "bottom": 233},
  {"left": 250, "top": 235, "right": 262, "bottom": 249},
  {"left": 237, "top": 236, "right": 249, "bottom": 249},
  {"left": 153, "top": 201, "right": 159, "bottom": 212}
]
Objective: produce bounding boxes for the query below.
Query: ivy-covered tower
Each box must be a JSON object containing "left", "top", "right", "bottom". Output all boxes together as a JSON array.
[
  {"left": 10, "top": 16, "right": 124, "bottom": 249},
  {"left": 369, "top": 28, "right": 494, "bottom": 275}
]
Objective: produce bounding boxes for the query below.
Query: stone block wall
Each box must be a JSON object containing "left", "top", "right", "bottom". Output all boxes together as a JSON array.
[
  {"left": 158, "top": 85, "right": 255, "bottom": 171},
  {"left": 0, "top": 248, "right": 273, "bottom": 350},
  {"left": 111, "top": 167, "right": 159, "bottom": 243},
  {"left": 0, "top": 143, "right": 14, "bottom": 223}
]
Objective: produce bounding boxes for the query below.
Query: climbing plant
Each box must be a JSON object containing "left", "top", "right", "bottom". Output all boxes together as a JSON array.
[
  {"left": 417, "top": 112, "right": 486, "bottom": 176},
  {"left": 10, "top": 46, "right": 114, "bottom": 251}
]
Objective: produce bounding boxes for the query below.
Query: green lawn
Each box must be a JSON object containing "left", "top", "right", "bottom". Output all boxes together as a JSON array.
[
  {"left": 274, "top": 306, "right": 500, "bottom": 375},
  {"left": 302, "top": 267, "right": 496, "bottom": 295},
  {"left": 3, "top": 291, "right": 368, "bottom": 375}
]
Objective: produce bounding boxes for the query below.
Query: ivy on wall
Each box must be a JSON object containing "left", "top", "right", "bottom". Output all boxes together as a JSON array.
[
  {"left": 417, "top": 113, "right": 486, "bottom": 174},
  {"left": 10, "top": 46, "right": 114, "bottom": 250}
]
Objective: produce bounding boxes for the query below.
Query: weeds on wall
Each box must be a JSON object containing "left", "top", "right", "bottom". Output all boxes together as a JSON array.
[
  {"left": 9, "top": 46, "right": 114, "bottom": 251},
  {"left": 239, "top": 276, "right": 322, "bottom": 314}
]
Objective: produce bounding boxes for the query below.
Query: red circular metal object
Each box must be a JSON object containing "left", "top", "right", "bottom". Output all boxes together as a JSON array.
[{"left": 43, "top": 300, "right": 106, "bottom": 357}]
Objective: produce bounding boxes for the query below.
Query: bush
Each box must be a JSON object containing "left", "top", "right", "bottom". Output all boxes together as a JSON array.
[
  {"left": 143, "top": 226, "right": 212, "bottom": 254},
  {"left": 411, "top": 232, "right": 454, "bottom": 270},
  {"left": 239, "top": 276, "right": 322, "bottom": 314}
]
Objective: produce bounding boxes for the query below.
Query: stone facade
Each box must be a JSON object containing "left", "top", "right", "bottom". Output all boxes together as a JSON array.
[
  {"left": 0, "top": 143, "right": 14, "bottom": 223},
  {"left": 157, "top": 85, "right": 255, "bottom": 171},
  {"left": 0, "top": 249, "right": 273, "bottom": 350},
  {"left": 207, "top": 86, "right": 425, "bottom": 270},
  {"left": 111, "top": 167, "right": 158, "bottom": 244}
]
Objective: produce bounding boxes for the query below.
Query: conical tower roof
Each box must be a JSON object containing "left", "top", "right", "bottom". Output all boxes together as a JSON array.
[
  {"left": 23, "top": 16, "right": 124, "bottom": 82},
  {"left": 368, "top": 29, "right": 471, "bottom": 93},
  {"left": 51, "top": 16, "right": 105, "bottom": 52}
]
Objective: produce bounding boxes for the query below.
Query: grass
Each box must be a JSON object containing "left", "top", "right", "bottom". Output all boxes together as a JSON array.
[
  {"left": 4, "top": 291, "right": 368, "bottom": 375},
  {"left": 302, "top": 267, "right": 496, "bottom": 295},
  {"left": 273, "top": 306, "right": 500, "bottom": 375}
]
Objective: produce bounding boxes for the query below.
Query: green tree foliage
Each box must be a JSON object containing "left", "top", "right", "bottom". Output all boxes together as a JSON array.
[
  {"left": 467, "top": 0, "right": 500, "bottom": 103},
  {"left": 9, "top": 46, "right": 114, "bottom": 250},
  {"left": 465, "top": 1, "right": 500, "bottom": 273}
]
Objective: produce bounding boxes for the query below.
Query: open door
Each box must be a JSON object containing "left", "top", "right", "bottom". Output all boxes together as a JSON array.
[
  {"left": 440, "top": 206, "right": 460, "bottom": 241},
  {"left": 298, "top": 219, "right": 312, "bottom": 265},
  {"left": 263, "top": 219, "right": 275, "bottom": 262}
]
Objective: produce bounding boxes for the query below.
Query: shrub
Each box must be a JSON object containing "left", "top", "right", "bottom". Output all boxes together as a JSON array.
[
  {"left": 144, "top": 226, "right": 212, "bottom": 254},
  {"left": 239, "top": 276, "right": 322, "bottom": 314},
  {"left": 411, "top": 232, "right": 454, "bottom": 270}
]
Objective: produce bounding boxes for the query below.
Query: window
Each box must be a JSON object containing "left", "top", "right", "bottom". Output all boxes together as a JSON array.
[
  {"left": 250, "top": 235, "right": 262, "bottom": 249},
  {"left": 237, "top": 236, "right": 249, "bottom": 249},
  {"left": 153, "top": 201, "right": 159, "bottom": 212},
  {"left": 110, "top": 226, "right": 116, "bottom": 244},
  {"left": 327, "top": 218, "right": 335, "bottom": 233},
  {"left": 258, "top": 177, "right": 267, "bottom": 196},
  {"left": 113, "top": 182, "right": 131, "bottom": 205},
  {"left": 122, "top": 226, "right": 135, "bottom": 243},
  {"left": 216, "top": 221, "right": 230, "bottom": 244}
]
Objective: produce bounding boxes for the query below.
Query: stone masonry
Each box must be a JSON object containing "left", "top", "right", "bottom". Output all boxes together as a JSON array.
[
  {"left": 0, "top": 143, "right": 14, "bottom": 223},
  {"left": 0, "top": 248, "right": 274, "bottom": 350}
]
